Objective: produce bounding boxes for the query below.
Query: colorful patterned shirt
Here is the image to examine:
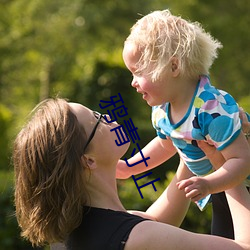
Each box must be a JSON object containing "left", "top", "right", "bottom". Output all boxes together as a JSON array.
[{"left": 152, "top": 75, "right": 242, "bottom": 176}]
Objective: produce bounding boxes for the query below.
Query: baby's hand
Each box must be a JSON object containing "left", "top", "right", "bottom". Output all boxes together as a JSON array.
[
  {"left": 116, "top": 160, "right": 132, "bottom": 179},
  {"left": 177, "top": 176, "right": 211, "bottom": 202}
]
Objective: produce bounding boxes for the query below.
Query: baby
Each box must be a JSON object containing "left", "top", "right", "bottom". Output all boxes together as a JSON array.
[{"left": 118, "top": 10, "right": 250, "bottom": 213}]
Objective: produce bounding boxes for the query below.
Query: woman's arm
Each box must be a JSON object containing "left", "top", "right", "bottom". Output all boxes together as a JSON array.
[
  {"left": 225, "top": 184, "right": 250, "bottom": 245},
  {"left": 125, "top": 184, "right": 250, "bottom": 250}
]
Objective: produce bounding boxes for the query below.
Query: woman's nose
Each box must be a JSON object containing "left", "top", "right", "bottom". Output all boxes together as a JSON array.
[
  {"left": 104, "top": 113, "right": 112, "bottom": 123},
  {"left": 104, "top": 113, "right": 119, "bottom": 125}
]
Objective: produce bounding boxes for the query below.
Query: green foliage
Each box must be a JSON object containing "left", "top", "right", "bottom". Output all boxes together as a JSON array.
[
  {"left": 0, "top": 104, "right": 13, "bottom": 170},
  {"left": 0, "top": 0, "right": 249, "bottom": 248},
  {"left": 239, "top": 95, "right": 250, "bottom": 113},
  {"left": 1, "top": 0, "right": 249, "bottom": 136},
  {"left": 185, "top": 0, "right": 250, "bottom": 100}
]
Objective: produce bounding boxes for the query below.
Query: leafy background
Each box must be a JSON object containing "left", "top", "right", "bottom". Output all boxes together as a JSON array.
[{"left": 0, "top": 0, "right": 249, "bottom": 249}]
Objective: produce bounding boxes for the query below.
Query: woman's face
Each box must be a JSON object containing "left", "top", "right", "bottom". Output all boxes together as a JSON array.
[{"left": 68, "top": 103, "right": 130, "bottom": 161}]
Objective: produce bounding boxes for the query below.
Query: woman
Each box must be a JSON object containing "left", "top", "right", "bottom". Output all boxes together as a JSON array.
[{"left": 13, "top": 98, "right": 250, "bottom": 249}]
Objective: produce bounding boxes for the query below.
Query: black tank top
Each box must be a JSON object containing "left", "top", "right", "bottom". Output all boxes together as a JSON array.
[{"left": 66, "top": 206, "right": 148, "bottom": 250}]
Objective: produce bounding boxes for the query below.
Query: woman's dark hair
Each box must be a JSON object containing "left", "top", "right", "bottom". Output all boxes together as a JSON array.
[{"left": 13, "top": 98, "right": 88, "bottom": 246}]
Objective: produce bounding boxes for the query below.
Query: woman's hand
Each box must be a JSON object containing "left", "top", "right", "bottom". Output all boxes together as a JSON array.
[{"left": 239, "top": 107, "right": 250, "bottom": 140}]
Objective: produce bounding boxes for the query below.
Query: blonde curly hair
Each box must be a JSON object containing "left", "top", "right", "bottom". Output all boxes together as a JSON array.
[
  {"left": 125, "top": 9, "right": 222, "bottom": 81},
  {"left": 13, "top": 98, "right": 88, "bottom": 246}
]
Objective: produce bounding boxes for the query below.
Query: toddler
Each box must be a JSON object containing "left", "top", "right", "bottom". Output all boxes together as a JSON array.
[{"left": 118, "top": 9, "right": 250, "bottom": 238}]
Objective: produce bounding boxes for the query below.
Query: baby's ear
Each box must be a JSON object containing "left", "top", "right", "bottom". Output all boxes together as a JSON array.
[
  {"left": 82, "top": 155, "right": 97, "bottom": 169},
  {"left": 171, "top": 57, "right": 180, "bottom": 76}
]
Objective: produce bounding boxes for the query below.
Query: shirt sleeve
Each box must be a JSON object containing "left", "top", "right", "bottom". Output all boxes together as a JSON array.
[
  {"left": 197, "top": 90, "right": 241, "bottom": 151},
  {"left": 151, "top": 105, "right": 170, "bottom": 140}
]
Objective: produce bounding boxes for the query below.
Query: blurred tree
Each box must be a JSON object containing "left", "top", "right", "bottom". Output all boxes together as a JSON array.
[
  {"left": 0, "top": 0, "right": 249, "bottom": 248},
  {"left": 185, "top": 0, "right": 250, "bottom": 100},
  {"left": 0, "top": 105, "right": 12, "bottom": 169},
  {"left": 1, "top": 0, "right": 248, "bottom": 132}
]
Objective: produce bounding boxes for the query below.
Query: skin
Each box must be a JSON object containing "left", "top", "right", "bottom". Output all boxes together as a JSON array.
[
  {"left": 120, "top": 42, "right": 250, "bottom": 202},
  {"left": 122, "top": 43, "right": 197, "bottom": 113},
  {"left": 177, "top": 132, "right": 250, "bottom": 201},
  {"left": 178, "top": 110, "right": 250, "bottom": 202},
  {"left": 239, "top": 107, "right": 250, "bottom": 136},
  {"left": 67, "top": 102, "right": 250, "bottom": 250},
  {"left": 68, "top": 103, "right": 129, "bottom": 211}
]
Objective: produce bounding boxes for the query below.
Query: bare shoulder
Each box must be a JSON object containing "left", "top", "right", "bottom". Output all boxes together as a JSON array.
[
  {"left": 124, "top": 220, "right": 245, "bottom": 250},
  {"left": 124, "top": 220, "right": 189, "bottom": 250}
]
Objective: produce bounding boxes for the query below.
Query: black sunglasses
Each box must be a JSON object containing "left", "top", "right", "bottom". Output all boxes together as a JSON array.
[{"left": 84, "top": 111, "right": 107, "bottom": 151}]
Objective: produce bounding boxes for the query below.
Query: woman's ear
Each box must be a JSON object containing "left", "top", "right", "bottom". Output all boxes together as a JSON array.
[
  {"left": 82, "top": 155, "right": 97, "bottom": 169},
  {"left": 170, "top": 57, "right": 180, "bottom": 77}
]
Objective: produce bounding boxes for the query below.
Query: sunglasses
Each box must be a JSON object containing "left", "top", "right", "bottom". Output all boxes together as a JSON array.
[{"left": 83, "top": 111, "right": 108, "bottom": 151}]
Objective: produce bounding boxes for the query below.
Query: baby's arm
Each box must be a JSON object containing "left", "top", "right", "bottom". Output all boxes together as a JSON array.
[
  {"left": 178, "top": 132, "right": 250, "bottom": 201},
  {"left": 116, "top": 136, "right": 177, "bottom": 179}
]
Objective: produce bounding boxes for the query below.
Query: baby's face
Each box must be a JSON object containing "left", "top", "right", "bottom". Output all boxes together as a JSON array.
[{"left": 123, "top": 42, "right": 175, "bottom": 106}]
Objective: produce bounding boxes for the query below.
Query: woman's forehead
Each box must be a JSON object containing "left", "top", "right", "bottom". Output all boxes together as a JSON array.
[
  {"left": 68, "top": 103, "right": 91, "bottom": 114},
  {"left": 68, "top": 103, "right": 93, "bottom": 127}
]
